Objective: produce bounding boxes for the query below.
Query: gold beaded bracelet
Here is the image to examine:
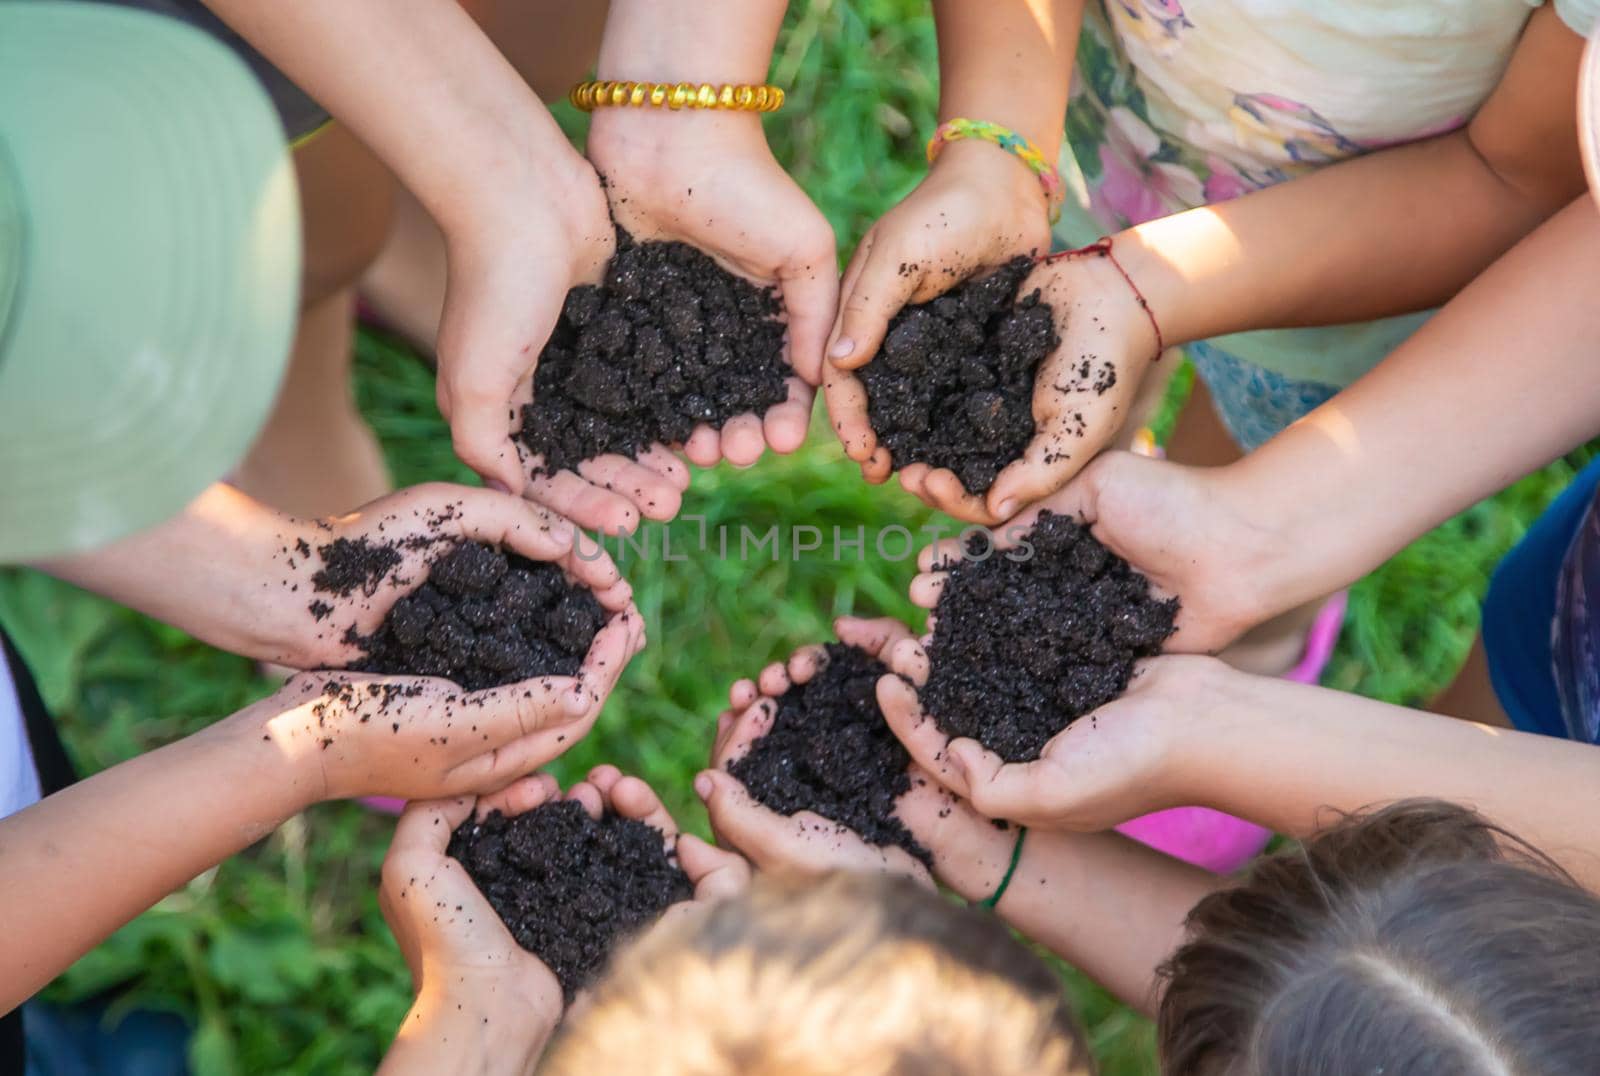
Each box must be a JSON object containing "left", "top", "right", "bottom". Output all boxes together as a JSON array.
[{"left": 568, "top": 79, "right": 786, "bottom": 113}]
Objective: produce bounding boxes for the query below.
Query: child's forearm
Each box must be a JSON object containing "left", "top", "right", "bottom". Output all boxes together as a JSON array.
[
  {"left": 1119, "top": 5, "right": 1583, "bottom": 345},
  {"left": 36, "top": 483, "right": 303, "bottom": 663},
  {"left": 1179, "top": 667, "right": 1600, "bottom": 889},
  {"left": 199, "top": 0, "right": 585, "bottom": 237},
  {"left": 933, "top": 0, "right": 1083, "bottom": 155},
  {"left": 933, "top": 822, "right": 1215, "bottom": 1014},
  {"left": 597, "top": 0, "right": 786, "bottom": 83},
  {"left": 0, "top": 706, "right": 315, "bottom": 1013},
  {"left": 1222, "top": 196, "right": 1600, "bottom": 622}
]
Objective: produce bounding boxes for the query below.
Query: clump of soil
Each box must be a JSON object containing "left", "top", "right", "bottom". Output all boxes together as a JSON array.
[
  {"left": 859, "top": 257, "right": 1060, "bottom": 494},
  {"left": 348, "top": 540, "right": 603, "bottom": 691},
  {"left": 922, "top": 512, "right": 1177, "bottom": 762},
  {"left": 519, "top": 228, "right": 789, "bottom": 473},
  {"left": 448, "top": 800, "right": 692, "bottom": 1000},
  {"left": 310, "top": 537, "right": 402, "bottom": 598},
  {"left": 728, "top": 643, "right": 930, "bottom": 866}
]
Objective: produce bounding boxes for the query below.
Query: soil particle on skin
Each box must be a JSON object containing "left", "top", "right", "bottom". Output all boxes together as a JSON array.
[
  {"left": 519, "top": 228, "right": 790, "bottom": 474},
  {"left": 728, "top": 644, "right": 930, "bottom": 866},
  {"left": 922, "top": 512, "right": 1177, "bottom": 762},
  {"left": 448, "top": 801, "right": 692, "bottom": 1001},
  {"left": 310, "top": 537, "right": 403, "bottom": 598},
  {"left": 860, "top": 257, "right": 1060, "bottom": 494},
  {"left": 347, "top": 540, "right": 603, "bottom": 691}
]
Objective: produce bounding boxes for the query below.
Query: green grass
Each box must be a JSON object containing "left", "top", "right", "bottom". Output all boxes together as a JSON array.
[{"left": 0, "top": 2, "right": 1591, "bottom": 1072}]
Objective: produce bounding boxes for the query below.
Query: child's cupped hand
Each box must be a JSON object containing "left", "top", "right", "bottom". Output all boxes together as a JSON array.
[
  {"left": 257, "top": 600, "right": 644, "bottom": 804},
  {"left": 696, "top": 617, "right": 1018, "bottom": 900},
  {"left": 875, "top": 633, "right": 1224, "bottom": 833},
  {"left": 267, "top": 483, "right": 633, "bottom": 673},
  {"left": 826, "top": 162, "right": 1160, "bottom": 523},
  {"left": 587, "top": 111, "right": 834, "bottom": 470},
  {"left": 380, "top": 779, "right": 565, "bottom": 1030},
  {"left": 435, "top": 155, "right": 689, "bottom": 534}
]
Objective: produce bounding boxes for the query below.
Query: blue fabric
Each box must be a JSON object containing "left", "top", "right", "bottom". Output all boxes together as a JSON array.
[
  {"left": 1482, "top": 455, "right": 1600, "bottom": 740},
  {"left": 24, "top": 999, "right": 190, "bottom": 1076},
  {"left": 1185, "top": 340, "right": 1341, "bottom": 452}
]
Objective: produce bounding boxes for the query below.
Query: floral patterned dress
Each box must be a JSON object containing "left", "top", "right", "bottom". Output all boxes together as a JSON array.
[{"left": 1055, "top": 0, "right": 1592, "bottom": 449}]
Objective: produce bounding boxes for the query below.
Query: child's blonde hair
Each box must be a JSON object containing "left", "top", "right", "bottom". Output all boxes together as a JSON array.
[{"left": 540, "top": 872, "right": 1093, "bottom": 1076}]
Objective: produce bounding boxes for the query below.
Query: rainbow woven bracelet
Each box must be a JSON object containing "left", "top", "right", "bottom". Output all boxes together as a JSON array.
[{"left": 927, "top": 118, "right": 1064, "bottom": 223}]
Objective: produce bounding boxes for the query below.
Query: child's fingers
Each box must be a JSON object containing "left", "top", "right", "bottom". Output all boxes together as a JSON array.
[
  {"left": 711, "top": 708, "right": 737, "bottom": 762},
  {"left": 834, "top": 616, "right": 915, "bottom": 660},
  {"left": 908, "top": 571, "right": 947, "bottom": 609},
  {"left": 897, "top": 463, "right": 931, "bottom": 500},
  {"left": 525, "top": 468, "right": 641, "bottom": 537},
  {"left": 878, "top": 678, "right": 970, "bottom": 800},
  {"left": 756, "top": 661, "right": 794, "bottom": 698},
  {"left": 575, "top": 605, "right": 642, "bottom": 714},
  {"left": 440, "top": 369, "right": 528, "bottom": 497},
  {"left": 442, "top": 694, "right": 597, "bottom": 792},
  {"left": 713, "top": 698, "right": 777, "bottom": 769},
  {"left": 475, "top": 772, "right": 560, "bottom": 821},
  {"left": 556, "top": 539, "right": 626, "bottom": 605},
  {"left": 786, "top": 643, "right": 830, "bottom": 685},
  {"left": 728, "top": 677, "right": 760, "bottom": 712},
  {"left": 860, "top": 445, "right": 894, "bottom": 484},
  {"left": 829, "top": 239, "right": 915, "bottom": 371},
  {"left": 683, "top": 425, "right": 722, "bottom": 469},
  {"left": 779, "top": 240, "right": 842, "bottom": 386},
  {"left": 885, "top": 637, "right": 931, "bottom": 685},
  {"left": 948, "top": 741, "right": 1071, "bottom": 826},
  {"left": 822, "top": 369, "right": 878, "bottom": 463},
  {"left": 565, "top": 781, "right": 604, "bottom": 819},
  {"left": 917, "top": 538, "right": 968, "bottom": 573},
  {"left": 575, "top": 454, "right": 684, "bottom": 523},
  {"left": 635, "top": 444, "right": 692, "bottom": 491},
  {"left": 761, "top": 377, "right": 814, "bottom": 456},
  {"left": 719, "top": 414, "right": 767, "bottom": 468},
  {"left": 921, "top": 468, "right": 999, "bottom": 525},
  {"left": 695, "top": 769, "right": 791, "bottom": 866},
  {"left": 676, "top": 833, "right": 752, "bottom": 901},
  {"left": 393, "top": 795, "right": 477, "bottom": 855}
]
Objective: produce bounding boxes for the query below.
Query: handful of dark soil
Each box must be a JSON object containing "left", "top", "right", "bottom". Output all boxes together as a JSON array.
[
  {"left": 727, "top": 643, "right": 930, "bottom": 866},
  {"left": 348, "top": 541, "right": 603, "bottom": 691},
  {"left": 519, "top": 229, "right": 790, "bottom": 474},
  {"left": 859, "top": 257, "right": 1060, "bottom": 494},
  {"left": 447, "top": 800, "right": 692, "bottom": 1000},
  {"left": 922, "top": 512, "right": 1177, "bottom": 762}
]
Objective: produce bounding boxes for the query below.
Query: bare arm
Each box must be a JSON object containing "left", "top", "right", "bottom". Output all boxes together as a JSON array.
[
  {"left": 1121, "top": 4, "right": 1585, "bottom": 341},
  {"left": 0, "top": 661, "right": 627, "bottom": 1015},
  {"left": 35, "top": 483, "right": 619, "bottom": 670}
]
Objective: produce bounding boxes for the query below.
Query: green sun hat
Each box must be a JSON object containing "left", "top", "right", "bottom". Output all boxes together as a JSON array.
[{"left": 0, "top": 0, "right": 301, "bottom": 562}]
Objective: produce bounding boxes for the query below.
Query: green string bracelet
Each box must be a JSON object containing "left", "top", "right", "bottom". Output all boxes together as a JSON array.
[{"left": 978, "top": 825, "right": 1028, "bottom": 910}]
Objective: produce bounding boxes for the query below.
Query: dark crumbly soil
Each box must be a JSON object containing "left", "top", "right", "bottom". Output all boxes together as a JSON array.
[
  {"left": 728, "top": 643, "right": 930, "bottom": 866},
  {"left": 311, "top": 537, "right": 403, "bottom": 598},
  {"left": 859, "top": 257, "right": 1060, "bottom": 494},
  {"left": 448, "top": 801, "right": 692, "bottom": 1000},
  {"left": 922, "top": 512, "right": 1177, "bottom": 763},
  {"left": 519, "top": 228, "right": 789, "bottom": 473},
  {"left": 347, "top": 541, "right": 603, "bottom": 691}
]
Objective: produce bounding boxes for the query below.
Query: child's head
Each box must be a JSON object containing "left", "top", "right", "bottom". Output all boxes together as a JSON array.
[
  {"left": 1158, "top": 799, "right": 1600, "bottom": 1075},
  {"left": 540, "top": 871, "right": 1093, "bottom": 1076}
]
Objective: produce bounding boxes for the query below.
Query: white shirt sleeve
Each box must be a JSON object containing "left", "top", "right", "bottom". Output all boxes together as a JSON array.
[
  {"left": 0, "top": 648, "right": 42, "bottom": 821},
  {"left": 1556, "top": 0, "right": 1600, "bottom": 36}
]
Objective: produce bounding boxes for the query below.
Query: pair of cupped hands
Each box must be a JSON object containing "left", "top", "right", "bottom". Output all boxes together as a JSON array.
[{"left": 437, "top": 109, "right": 1160, "bottom": 536}]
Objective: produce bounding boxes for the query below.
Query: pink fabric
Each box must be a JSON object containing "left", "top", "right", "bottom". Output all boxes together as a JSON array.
[{"left": 1112, "top": 593, "right": 1348, "bottom": 873}]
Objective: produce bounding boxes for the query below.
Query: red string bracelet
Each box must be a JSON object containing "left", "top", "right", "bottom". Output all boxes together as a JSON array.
[{"left": 1046, "top": 236, "right": 1165, "bottom": 362}]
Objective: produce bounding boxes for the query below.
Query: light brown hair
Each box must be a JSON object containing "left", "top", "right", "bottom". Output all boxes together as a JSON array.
[
  {"left": 1158, "top": 799, "right": 1600, "bottom": 1075},
  {"left": 540, "top": 872, "right": 1094, "bottom": 1076}
]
